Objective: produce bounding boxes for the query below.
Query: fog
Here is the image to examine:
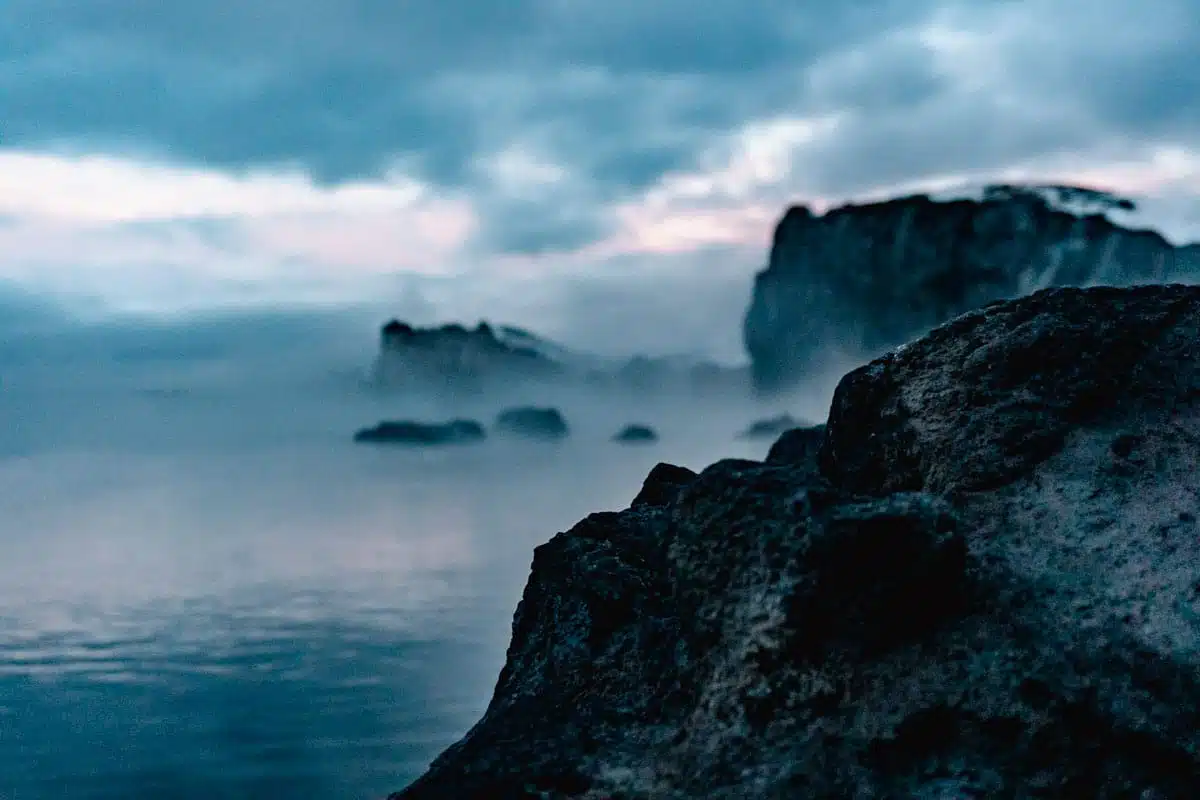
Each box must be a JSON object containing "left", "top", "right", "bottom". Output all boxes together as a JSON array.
[{"left": 0, "top": 296, "right": 842, "bottom": 798}]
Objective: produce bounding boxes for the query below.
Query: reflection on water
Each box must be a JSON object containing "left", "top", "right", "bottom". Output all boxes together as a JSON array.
[
  {"left": 0, "top": 596, "right": 487, "bottom": 800},
  {"left": 0, "top": 362, "right": 822, "bottom": 799}
]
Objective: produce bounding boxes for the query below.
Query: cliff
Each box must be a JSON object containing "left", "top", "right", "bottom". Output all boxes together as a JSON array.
[
  {"left": 744, "top": 184, "right": 1200, "bottom": 393},
  {"left": 392, "top": 284, "right": 1200, "bottom": 799}
]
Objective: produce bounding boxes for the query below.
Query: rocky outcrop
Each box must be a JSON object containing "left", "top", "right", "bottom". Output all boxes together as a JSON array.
[
  {"left": 392, "top": 285, "right": 1200, "bottom": 799},
  {"left": 353, "top": 419, "right": 485, "bottom": 446},
  {"left": 371, "top": 319, "right": 752, "bottom": 397},
  {"left": 744, "top": 184, "right": 1200, "bottom": 393},
  {"left": 612, "top": 424, "right": 658, "bottom": 444},
  {"left": 372, "top": 321, "right": 565, "bottom": 393},
  {"left": 764, "top": 423, "right": 825, "bottom": 465},
  {"left": 494, "top": 407, "right": 570, "bottom": 440},
  {"left": 630, "top": 462, "right": 697, "bottom": 508}
]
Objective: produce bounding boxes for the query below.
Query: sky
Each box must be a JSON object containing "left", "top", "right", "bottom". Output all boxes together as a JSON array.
[{"left": 3, "top": 0, "right": 1200, "bottom": 358}]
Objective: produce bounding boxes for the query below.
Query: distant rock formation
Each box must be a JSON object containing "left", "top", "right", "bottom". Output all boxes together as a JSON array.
[
  {"left": 744, "top": 183, "right": 1200, "bottom": 393},
  {"left": 738, "top": 414, "right": 803, "bottom": 439},
  {"left": 372, "top": 320, "right": 565, "bottom": 394},
  {"left": 392, "top": 284, "right": 1200, "bottom": 798},
  {"left": 352, "top": 419, "right": 486, "bottom": 446},
  {"left": 370, "top": 319, "right": 750, "bottom": 397},
  {"left": 493, "top": 406, "right": 569, "bottom": 440},
  {"left": 612, "top": 424, "right": 658, "bottom": 444}
]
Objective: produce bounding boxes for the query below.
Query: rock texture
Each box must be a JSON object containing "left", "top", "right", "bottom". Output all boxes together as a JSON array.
[
  {"left": 744, "top": 185, "right": 1200, "bottom": 393},
  {"left": 765, "top": 423, "right": 825, "bottom": 465},
  {"left": 392, "top": 284, "right": 1200, "bottom": 799},
  {"left": 353, "top": 419, "right": 485, "bottom": 446}
]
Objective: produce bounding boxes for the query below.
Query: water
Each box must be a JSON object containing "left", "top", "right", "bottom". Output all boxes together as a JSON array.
[{"left": 0, "top": 347, "right": 815, "bottom": 799}]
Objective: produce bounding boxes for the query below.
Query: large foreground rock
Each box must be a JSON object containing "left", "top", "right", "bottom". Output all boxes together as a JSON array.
[
  {"left": 744, "top": 184, "right": 1200, "bottom": 393},
  {"left": 393, "top": 285, "right": 1200, "bottom": 799}
]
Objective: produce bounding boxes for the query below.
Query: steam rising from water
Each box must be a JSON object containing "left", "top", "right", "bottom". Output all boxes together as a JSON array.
[{"left": 0, "top": 303, "right": 840, "bottom": 798}]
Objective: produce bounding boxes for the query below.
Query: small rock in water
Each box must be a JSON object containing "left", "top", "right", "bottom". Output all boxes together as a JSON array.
[
  {"left": 352, "top": 419, "right": 486, "bottom": 446},
  {"left": 493, "top": 406, "right": 569, "bottom": 439},
  {"left": 612, "top": 424, "right": 658, "bottom": 444}
]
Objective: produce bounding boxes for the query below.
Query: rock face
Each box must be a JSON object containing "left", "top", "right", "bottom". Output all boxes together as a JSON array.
[
  {"left": 392, "top": 285, "right": 1200, "bottom": 799},
  {"left": 372, "top": 321, "right": 564, "bottom": 393},
  {"left": 353, "top": 419, "right": 486, "bottom": 446},
  {"left": 764, "top": 423, "right": 825, "bottom": 465},
  {"left": 744, "top": 185, "right": 1200, "bottom": 393},
  {"left": 612, "top": 424, "right": 658, "bottom": 444},
  {"left": 494, "top": 406, "right": 570, "bottom": 440}
]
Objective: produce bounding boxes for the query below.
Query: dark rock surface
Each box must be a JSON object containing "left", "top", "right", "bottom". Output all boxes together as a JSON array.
[
  {"left": 765, "top": 423, "right": 825, "bottom": 466},
  {"left": 739, "top": 414, "right": 803, "bottom": 439},
  {"left": 744, "top": 185, "right": 1200, "bottom": 393},
  {"left": 494, "top": 406, "right": 570, "bottom": 440},
  {"left": 612, "top": 424, "right": 658, "bottom": 444},
  {"left": 630, "top": 463, "right": 697, "bottom": 508},
  {"left": 392, "top": 285, "right": 1200, "bottom": 799},
  {"left": 353, "top": 419, "right": 486, "bottom": 446}
]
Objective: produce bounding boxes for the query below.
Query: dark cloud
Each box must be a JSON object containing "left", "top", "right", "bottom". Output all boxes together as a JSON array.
[
  {"left": 992, "top": 0, "right": 1200, "bottom": 140},
  {"left": 4, "top": 0, "right": 1199, "bottom": 256},
  {"left": 1, "top": 0, "right": 943, "bottom": 188}
]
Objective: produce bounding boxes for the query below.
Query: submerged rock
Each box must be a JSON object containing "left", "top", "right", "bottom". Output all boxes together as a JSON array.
[
  {"left": 743, "top": 186, "right": 1200, "bottom": 393},
  {"left": 353, "top": 419, "right": 485, "bottom": 446},
  {"left": 393, "top": 285, "right": 1200, "bottom": 798},
  {"left": 739, "top": 414, "right": 803, "bottom": 439},
  {"left": 494, "top": 406, "right": 570, "bottom": 440},
  {"left": 612, "top": 424, "right": 658, "bottom": 444}
]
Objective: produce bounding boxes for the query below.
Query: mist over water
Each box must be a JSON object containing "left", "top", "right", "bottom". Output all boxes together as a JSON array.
[{"left": 0, "top": 307, "right": 838, "bottom": 799}]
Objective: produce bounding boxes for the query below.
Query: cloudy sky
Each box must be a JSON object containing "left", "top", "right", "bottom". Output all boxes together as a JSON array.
[{"left": 2, "top": 0, "right": 1199, "bottom": 356}]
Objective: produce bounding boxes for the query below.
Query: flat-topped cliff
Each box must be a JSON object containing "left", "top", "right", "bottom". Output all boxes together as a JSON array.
[{"left": 744, "top": 184, "right": 1200, "bottom": 393}]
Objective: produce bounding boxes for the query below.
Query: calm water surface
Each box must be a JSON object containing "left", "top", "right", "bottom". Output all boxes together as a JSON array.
[{"left": 0, "top": 361, "right": 795, "bottom": 799}]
